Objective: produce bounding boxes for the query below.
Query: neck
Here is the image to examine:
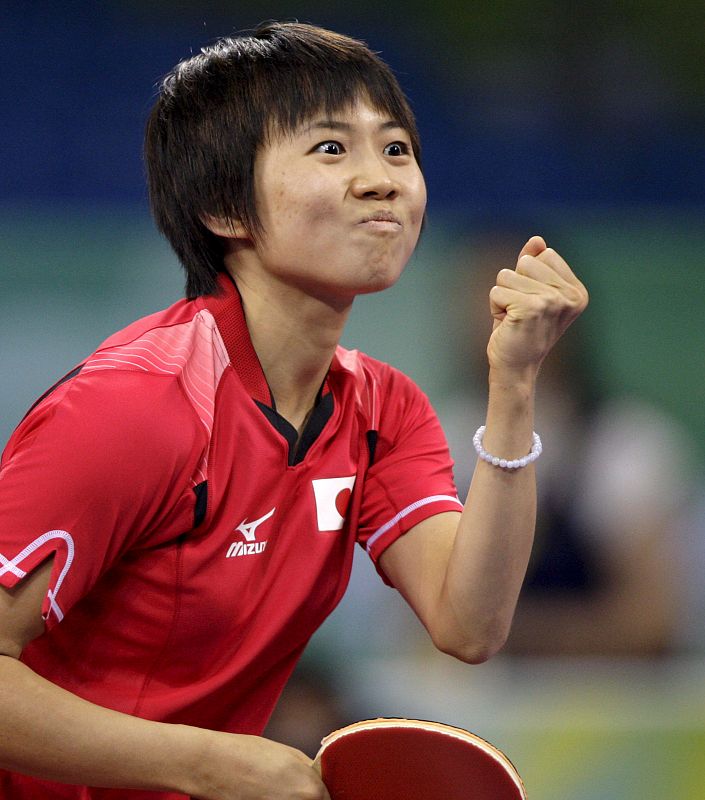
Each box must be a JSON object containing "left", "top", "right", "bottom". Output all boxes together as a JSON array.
[{"left": 225, "top": 263, "right": 352, "bottom": 433}]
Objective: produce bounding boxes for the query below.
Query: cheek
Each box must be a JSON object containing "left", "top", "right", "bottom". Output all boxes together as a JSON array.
[
  {"left": 263, "top": 174, "right": 338, "bottom": 233},
  {"left": 410, "top": 175, "right": 428, "bottom": 226}
]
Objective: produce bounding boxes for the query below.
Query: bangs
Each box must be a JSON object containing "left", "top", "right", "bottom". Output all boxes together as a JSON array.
[
  {"left": 261, "top": 62, "right": 420, "bottom": 158},
  {"left": 206, "top": 25, "right": 421, "bottom": 163}
]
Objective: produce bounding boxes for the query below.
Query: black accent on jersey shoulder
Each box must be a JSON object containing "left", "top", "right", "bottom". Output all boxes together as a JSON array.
[
  {"left": 255, "top": 393, "right": 334, "bottom": 467},
  {"left": 193, "top": 481, "right": 208, "bottom": 528},
  {"left": 366, "top": 429, "right": 378, "bottom": 466},
  {"left": 22, "top": 365, "right": 84, "bottom": 421}
]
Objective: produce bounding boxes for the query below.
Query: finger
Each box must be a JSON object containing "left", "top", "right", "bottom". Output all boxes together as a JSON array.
[
  {"left": 491, "top": 278, "right": 586, "bottom": 342},
  {"left": 489, "top": 283, "right": 507, "bottom": 322},
  {"left": 514, "top": 252, "right": 588, "bottom": 303},
  {"left": 535, "top": 250, "right": 589, "bottom": 312},
  {"left": 489, "top": 284, "right": 522, "bottom": 322},
  {"left": 507, "top": 260, "right": 570, "bottom": 292},
  {"left": 516, "top": 235, "right": 547, "bottom": 261},
  {"left": 490, "top": 284, "right": 535, "bottom": 331},
  {"left": 535, "top": 247, "right": 583, "bottom": 286},
  {"left": 499, "top": 265, "right": 588, "bottom": 321}
]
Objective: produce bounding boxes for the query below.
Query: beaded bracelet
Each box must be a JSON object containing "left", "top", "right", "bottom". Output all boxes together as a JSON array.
[{"left": 472, "top": 425, "right": 542, "bottom": 470}]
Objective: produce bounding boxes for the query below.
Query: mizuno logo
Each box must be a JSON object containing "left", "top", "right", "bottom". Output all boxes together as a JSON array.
[
  {"left": 235, "top": 508, "right": 275, "bottom": 541},
  {"left": 226, "top": 507, "right": 275, "bottom": 558},
  {"left": 227, "top": 540, "right": 266, "bottom": 557}
]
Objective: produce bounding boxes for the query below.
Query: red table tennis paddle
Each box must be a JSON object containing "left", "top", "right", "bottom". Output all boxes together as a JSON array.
[{"left": 313, "top": 717, "right": 526, "bottom": 800}]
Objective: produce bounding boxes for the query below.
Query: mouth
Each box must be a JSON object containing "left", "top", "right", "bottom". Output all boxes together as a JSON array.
[{"left": 357, "top": 211, "right": 403, "bottom": 229}]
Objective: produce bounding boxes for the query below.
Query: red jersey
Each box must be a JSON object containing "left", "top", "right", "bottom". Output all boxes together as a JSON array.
[{"left": 0, "top": 274, "right": 462, "bottom": 798}]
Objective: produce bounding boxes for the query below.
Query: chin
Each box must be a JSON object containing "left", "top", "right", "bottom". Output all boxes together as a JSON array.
[
  {"left": 358, "top": 273, "right": 403, "bottom": 295},
  {"left": 297, "top": 254, "right": 410, "bottom": 302},
  {"left": 359, "top": 250, "right": 411, "bottom": 291}
]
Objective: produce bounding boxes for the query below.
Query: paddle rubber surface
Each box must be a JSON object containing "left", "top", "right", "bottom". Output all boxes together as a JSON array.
[{"left": 314, "top": 718, "right": 526, "bottom": 800}]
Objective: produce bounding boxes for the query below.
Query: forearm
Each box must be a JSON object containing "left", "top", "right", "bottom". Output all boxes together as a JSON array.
[
  {"left": 0, "top": 655, "right": 204, "bottom": 794},
  {"left": 440, "top": 373, "right": 538, "bottom": 659}
]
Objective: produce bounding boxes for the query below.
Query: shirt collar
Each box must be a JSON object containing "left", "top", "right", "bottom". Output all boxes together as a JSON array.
[
  {"left": 199, "top": 272, "right": 272, "bottom": 405},
  {"left": 199, "top": 271, "right": 340, "bottom": 405}
]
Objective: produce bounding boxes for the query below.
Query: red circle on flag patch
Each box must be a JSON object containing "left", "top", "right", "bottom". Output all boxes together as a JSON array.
[{"left": 335, "top": 488, "right": 352, "bottom": 518}]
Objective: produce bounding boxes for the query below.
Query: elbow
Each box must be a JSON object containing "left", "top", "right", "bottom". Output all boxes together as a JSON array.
[
  {"left": 431, "top": 622, "right": 510, "bottom": 665},
  {"left": 438, "top": 638, "right": 505, "bottom": 665}
]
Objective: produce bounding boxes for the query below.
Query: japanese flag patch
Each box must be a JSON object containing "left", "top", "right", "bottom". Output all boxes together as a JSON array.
[{"left": 312, "top": 476, "right": 357, "bottom": 531}]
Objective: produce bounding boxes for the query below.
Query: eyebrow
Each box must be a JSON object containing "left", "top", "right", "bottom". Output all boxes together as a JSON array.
[{"left": 304, "top": 119, "right": 407, "bottom": 134}]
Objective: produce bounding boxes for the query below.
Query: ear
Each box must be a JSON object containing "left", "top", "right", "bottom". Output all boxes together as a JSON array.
[{"left": 201, "top": 214, "right": 250, "bottom": 240}]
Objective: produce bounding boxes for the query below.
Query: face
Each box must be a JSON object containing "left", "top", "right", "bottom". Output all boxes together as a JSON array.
[{"left": 243, "top": 98, "right": 427, "bottom": 305}]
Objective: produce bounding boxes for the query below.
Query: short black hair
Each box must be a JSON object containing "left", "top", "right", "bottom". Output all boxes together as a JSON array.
[{"left": 145, "top": 21, "right": 422, "bottom": 299}]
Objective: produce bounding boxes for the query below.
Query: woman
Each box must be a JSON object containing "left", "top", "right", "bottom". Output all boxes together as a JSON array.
[{"left": 0, "top": 21, "right": 587, "bottom": 799}]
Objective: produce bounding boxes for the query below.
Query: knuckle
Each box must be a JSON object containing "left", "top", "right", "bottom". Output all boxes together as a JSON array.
[
  {"left": 300, "top": 782, "right": 327, "bottom": 800},
  {"left": 565, "top": 284, "right": 589, "bottom": 310},
  {"left": 515, "top": 257, "right": 532, "bottom": 275},
  {"left": 533, "top": 289, "right": 569, "bottom": 319},
  {"left": 529, "top": 294, "right": 550, "bottom": 315}
]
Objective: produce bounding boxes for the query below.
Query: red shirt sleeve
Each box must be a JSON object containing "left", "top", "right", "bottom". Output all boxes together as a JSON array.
[
  {"left": 356, "top": 365, "right": 463, "bottom": 581},
  {"left": 0, "top": 370, "right": 206, "bottom": 628}
]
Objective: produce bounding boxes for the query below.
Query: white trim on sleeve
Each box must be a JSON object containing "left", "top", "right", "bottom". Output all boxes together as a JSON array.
[
  {"left": 0, "top": 530, "right": 75, "bottom": 622},
  {"left": 366, "top": 495, "right": 463, "bottom": 554}
]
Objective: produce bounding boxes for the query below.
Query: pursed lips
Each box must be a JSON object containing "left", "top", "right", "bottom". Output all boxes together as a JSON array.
[{"left": 357, "top": 211, "right": 403, "bottom": 229}]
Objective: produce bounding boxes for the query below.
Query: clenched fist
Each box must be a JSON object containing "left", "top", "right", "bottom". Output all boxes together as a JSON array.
[{"left": 487, "top": 236, "right": 588, "bottom": 379}]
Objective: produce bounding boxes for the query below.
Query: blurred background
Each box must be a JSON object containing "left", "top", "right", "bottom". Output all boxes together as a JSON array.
[{"left": 2, "top": 1, "right": 704, "bottom": 797}]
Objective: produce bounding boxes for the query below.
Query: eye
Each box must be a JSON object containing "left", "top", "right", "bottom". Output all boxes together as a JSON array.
[
  {"left": 383, "top": 141, "right": 409, "bottom": 157},
  {"left": 313, "top": 141, "right": 345, "bottom": 155}
]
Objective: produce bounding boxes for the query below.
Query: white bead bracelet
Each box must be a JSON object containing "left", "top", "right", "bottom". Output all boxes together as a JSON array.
[{"left": 472, "top": 425, "right": 542, "bottom": 470}]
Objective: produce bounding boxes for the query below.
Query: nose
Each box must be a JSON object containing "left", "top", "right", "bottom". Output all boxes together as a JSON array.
[{"left": 350, "top": 155, "right": 400, "bottom": 200}]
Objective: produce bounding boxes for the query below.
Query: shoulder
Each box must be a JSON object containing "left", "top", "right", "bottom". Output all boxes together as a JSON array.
[
  {"left": 83, "top": 298, "right": 229, "bottom": 383},
  {"left": 82, "top": 299, "right": 229, "bottom": 435},
  {"left": 4, "top": 298, "right": 225, "bottom": 470},
  {"left": 5, "top": 367, "right": 206, "bottom": 478}
]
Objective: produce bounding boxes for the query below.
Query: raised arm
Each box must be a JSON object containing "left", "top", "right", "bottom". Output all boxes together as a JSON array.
[
  {"left": 379, "top": 236, "right": 589, "bottom": 663},
  {"left": 0, "top": 562, "right": 328, "bottom": 799}
]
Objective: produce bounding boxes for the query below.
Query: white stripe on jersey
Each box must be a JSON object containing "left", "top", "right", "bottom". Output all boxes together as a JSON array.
[
  {"left": 0, "top": 530, "right": 75, "bottom": 622},
  {"left": 366, "top": 494, "right": 463, "bottom": 553}
]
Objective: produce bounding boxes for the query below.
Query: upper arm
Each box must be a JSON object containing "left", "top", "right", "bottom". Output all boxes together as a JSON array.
[
  {"left": 0, "top": 557, "right": 53, "bottom": 658},
  {"left": 378, "top": 511, "right": 460, "bottom": 632}
]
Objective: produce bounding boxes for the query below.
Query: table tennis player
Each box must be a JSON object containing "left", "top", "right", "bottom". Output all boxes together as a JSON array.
[{"left": 0, "top": 21, "right": 587, "bottom": 799}]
